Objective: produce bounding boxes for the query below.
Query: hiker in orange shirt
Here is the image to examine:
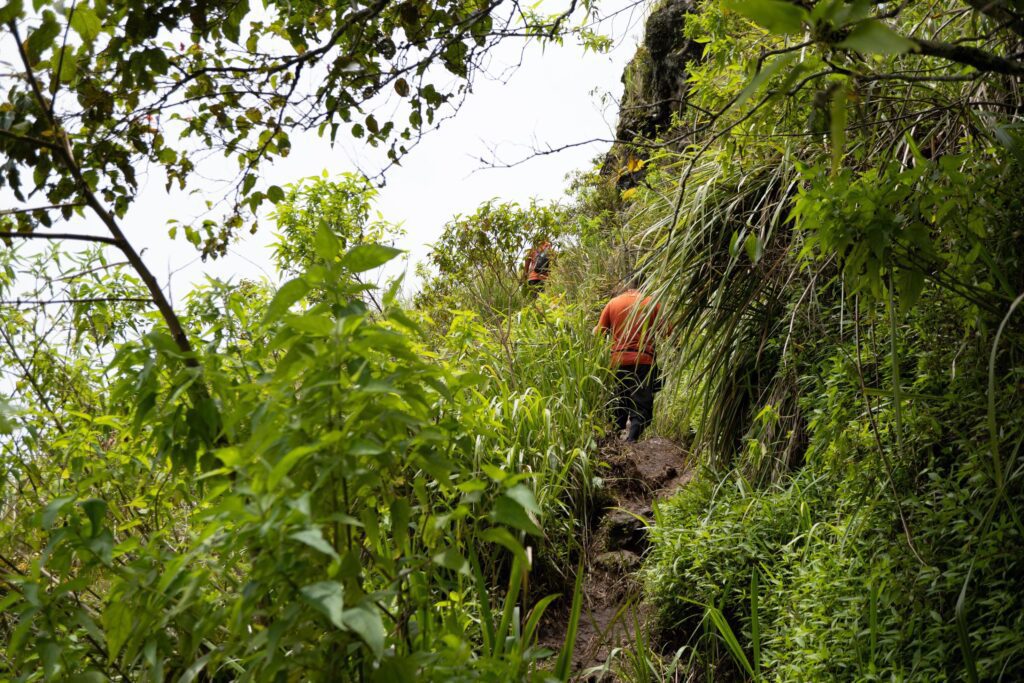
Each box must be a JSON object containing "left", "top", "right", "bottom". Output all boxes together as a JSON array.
[
  {"left": 523, "top": 239, "right": 553, "bottom": 292},
  {"left": 594, "top": 275, "right": 667, "bottom": 442}
]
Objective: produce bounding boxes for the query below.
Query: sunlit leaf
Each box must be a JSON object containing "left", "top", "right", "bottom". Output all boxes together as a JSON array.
[
  {"left": 339, "top": 244, "right": 403, "bottom": 273},
  {"left": 837, "top": 19, "right": 915, "bottom": 55},
  {"left": 69, "top": 6, "right": 101, "bottom": 42},
  {"left": 300, "top": 581, "right": 345, "bottom": 628},
  {"left": 722, "top": 0, "right": 808, "bottom": 35}
]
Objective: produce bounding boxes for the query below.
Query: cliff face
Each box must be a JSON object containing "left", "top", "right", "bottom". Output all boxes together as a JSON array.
[{"left": 602, "top": 0, "right": 703, "bottom": 188}]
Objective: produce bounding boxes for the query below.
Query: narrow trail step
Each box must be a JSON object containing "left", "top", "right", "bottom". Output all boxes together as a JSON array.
[{"left": 540, "top": 436, "right": 692, "bottom": 681}]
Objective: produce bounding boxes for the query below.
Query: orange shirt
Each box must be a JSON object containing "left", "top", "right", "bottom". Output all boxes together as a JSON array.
[
  {"left": 597, "top": 290, "right": 663, "bottom": 366},
  {"left": 524, "top": 242, "right": 552, "bottom": 282}
]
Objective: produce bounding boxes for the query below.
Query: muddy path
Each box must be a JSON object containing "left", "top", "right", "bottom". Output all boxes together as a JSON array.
[{"left": 540, "top": 436, "right": 692, "bottom": 680}]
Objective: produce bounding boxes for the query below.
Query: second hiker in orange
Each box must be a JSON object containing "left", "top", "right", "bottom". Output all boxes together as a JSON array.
[
  {"left": 594, "top": 275, "right": 667, "bottom": 442},
  {"left": 523, "top": 239, "right": 553, "bottom": 292}
]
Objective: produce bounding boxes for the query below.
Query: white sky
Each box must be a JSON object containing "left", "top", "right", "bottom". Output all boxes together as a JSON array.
[{"left": 4, "top": 0, "right": 650, "bottom": 302}]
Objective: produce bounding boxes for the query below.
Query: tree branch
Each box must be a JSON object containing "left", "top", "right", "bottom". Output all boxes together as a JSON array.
[
  {"left": 0, "top": 231, "right": 118, "bottom": 246},
  {"left": 0, "top": 202, "right": 85, "bottom": 217},
  {"left": 913, "top": 37, "right": 1024, "bottom": 76},
  {"left": 8, "top": 19, "right": 198, "bottom": 365},
  {"left": 0, "top": 297, "right": 152, "bottom": 306}
]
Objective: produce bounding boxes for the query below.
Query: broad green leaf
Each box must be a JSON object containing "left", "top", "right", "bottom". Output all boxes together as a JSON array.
[
  {"left": 744, "top": 234, "right": 763, "bottom": 263},
  {"left": 300, "top": 581, "right": 345, "bottom": 628},
  {"left": 390, "top": 499, "right": 410, "bottom": 552},
  {"left": 86, "top": 529, "right": 114, "bottom": 565},
  {"left": 313, "top": 223, "right": 341, "bottom": 262},
  {"left": 0, "top": 399, "right": 15, "bottom": 435},
  {"left": 722, "top": 0, "right": 808, "bottom": 35},
  {"left": 491, "top": 495, "right": 543, "bottom": 537},
  {"left": 69, "top": 6, "right": 102, "bottom": 42},
  {"left": 68, "top": 672, "right": 107, "bottom": 683},
  {"left": 26, "top": 11, "right": 61, "bottom": 62},
  {"left": 432, "top": 547, "right": 470, "bottom": 575},
  {"left": 52, "top": 46, "right": 77, "bottom": 83},
  {"left": 290, "top": 527, "right": 340, "bottom": 561},
  {"left": 267, "top": 185, "right": 285, "bottom": 203},
  {"left": 0, "top": 0, "right": 23, "bottom": 23},
  {"left": 79, "top": 498, "right": 106, "bottom": 537},
  {"left": 42, "top": 496, "right": 74, "bottom": 528},
  {"left": 504, "top": 484, "right": 541, "bottom": 515},
  {"left": 267, "top": 443, "right": 321, "bottom": 490},
  {"left": 102, "top": 598, "right": 133, "bottom": 661},
  {"left": 339, "top": 244, "right": 403, "bottom": 273},
  {"left": 896, "top": 267, "right": 926, "bottom": 315},
  {"left": 41, "top": 639, "right": 62, "bottom": 680},
  {"left": 830, "top": 81, "right": 849, "bottom": 175},
  {"left": 343, "top": 605, "right": 386, "bottom": 658},
  {"left": 837, "top": 19, "right": 915, "bottom": 55},
  {"left": 262, "top": 277, "right": 309, "bottom": 324}
]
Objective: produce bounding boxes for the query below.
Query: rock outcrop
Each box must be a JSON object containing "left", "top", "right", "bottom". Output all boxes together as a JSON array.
[{"left": 601, "top": 0, "right": 704, "bottom": 189}]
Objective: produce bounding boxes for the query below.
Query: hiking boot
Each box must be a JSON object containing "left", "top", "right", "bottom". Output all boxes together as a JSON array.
[{"left": 625, "top": 421, "right": 643, "bottom": 443}]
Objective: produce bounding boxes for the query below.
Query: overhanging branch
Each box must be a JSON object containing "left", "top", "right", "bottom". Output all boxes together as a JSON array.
[
  {"left": 0, "top": 231, "right": 120, "bottom": 246},
  {"left": 913, "top": 38, "right": 1024, "bottom": 77}
]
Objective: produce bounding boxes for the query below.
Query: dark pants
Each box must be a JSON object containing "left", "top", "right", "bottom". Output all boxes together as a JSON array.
[{"left": 613, "top": 364, "right": 659, "bottom": 442}]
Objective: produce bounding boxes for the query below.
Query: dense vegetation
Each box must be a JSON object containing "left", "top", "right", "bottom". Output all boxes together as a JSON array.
[{"left": 3, "top": 0, "right": 1024, "bottom": 680}]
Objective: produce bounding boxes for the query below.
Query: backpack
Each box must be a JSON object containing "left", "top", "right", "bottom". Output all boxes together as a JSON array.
[{"left": 533, "top": 247, "right": 551, "bottom": 275}]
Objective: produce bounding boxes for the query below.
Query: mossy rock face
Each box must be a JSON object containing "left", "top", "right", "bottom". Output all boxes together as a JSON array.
[{"left": 602, "top": 0, "right": 703, "bottom": 188}]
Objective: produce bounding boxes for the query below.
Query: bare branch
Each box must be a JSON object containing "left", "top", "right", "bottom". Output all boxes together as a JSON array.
[
  {"left": 913, "top": 38, "right": 1024, "bottom": 76},
  {"left": 0, "top": 297, "right": 152, "bottom": 306},
  {"left": 8, "top": 19, "right": 198, "bottom": 364},
  {"left": 0, "top": 231, "right": 120, "bottom": 246},
  {"left": 0, "top": 202, "right": 85, "bottom": 217}
]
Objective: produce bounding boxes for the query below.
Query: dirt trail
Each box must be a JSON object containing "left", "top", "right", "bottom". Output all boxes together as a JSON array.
[{"left": 541, "top": 436, "right": 692, "bottom": 680}]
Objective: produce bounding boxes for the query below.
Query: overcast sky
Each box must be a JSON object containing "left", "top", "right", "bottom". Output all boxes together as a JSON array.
[{"left": 4, "top": 0, "right": 650, "bottom": 302}]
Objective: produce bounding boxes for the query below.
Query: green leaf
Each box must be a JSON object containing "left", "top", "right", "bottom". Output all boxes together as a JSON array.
[
  {"left": 267, "top": 443, "right": 320, "bottom": 490},
  {"left": 285, "top": 313, "right": 335, "bottom": 336},
  {"left": 52, "top": 46, "right": 77, "bottom": 83},
  {"left": 41, "top": 639, "right": 62, "bottom": 679},
  {"left": 300, "top": 581, "right": 345, "bottom": 628},
  {"left": 736, "top": 53, "right": 795, "bottom": 109},
  {"left": 896, "top": 267, "right": 925, "bottom": 315},
  {"left": 343, "top": 605, "right": 386, "bottom": 658},
  {"left": 722, "top": 0, "right": 808, "bottom": 35},
  {"left": 290, "top": 527, "right": 340, "bottom": 561},
  {"left": 262, "top": 277, "right": 309, "bottom": 324},
  {"left": 830, "top": 81, "right": 849, "bottom": 175},
  {"left": 837, "top": 19, "right": 915, "bottom": 55},
  {"left": 504, "top": 484, "right": 541, "bottom": 515},
  {"left": 70, "top": 6, "right": 102, "bottom": 42},
  {"left": 432, "top": 547, "right": 470, "bottom": 575},
  {"left": 339, "top": 244, "right": 403, "bottom": 273},
  {"left": 68, "top": 672, "right": 108, "bottom": 683},
  {"left": 0, "top": 0, "right": 23, "bottom": 23},
  {"left": 102, "top": 598, "right": 133, "bottom": 661},
  {"left": 744, "top": 233, "right": 763, "bottom": 263},
  {"left": 477, "top": 527, "right": 529, "bottom": 566},
  {"left": 313, "top": 223, "right": 341, "bottom": 262},
  {"left": 79, "top": 498, "right": 106, "bottom": 537},
  {"left": 267, "top": 185, "right": 285, "bottom": 203},
  {"left": 42, "top": 496, "right": 74, "bottom": 528},
  {"left": 491, "top": 495, "right": 542, "bottom": 537},
  {"left": 0, "top": 399, "right": 15, "bottom": 435},
  {"left": 86, "top": 529, "right": 114, "bottom": 565},
  {"left": 706, "top": 605, "right": 755, "bottom": 676},
  {"left": 26, "top": 11, "right": 61, "bottom": 62}
]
